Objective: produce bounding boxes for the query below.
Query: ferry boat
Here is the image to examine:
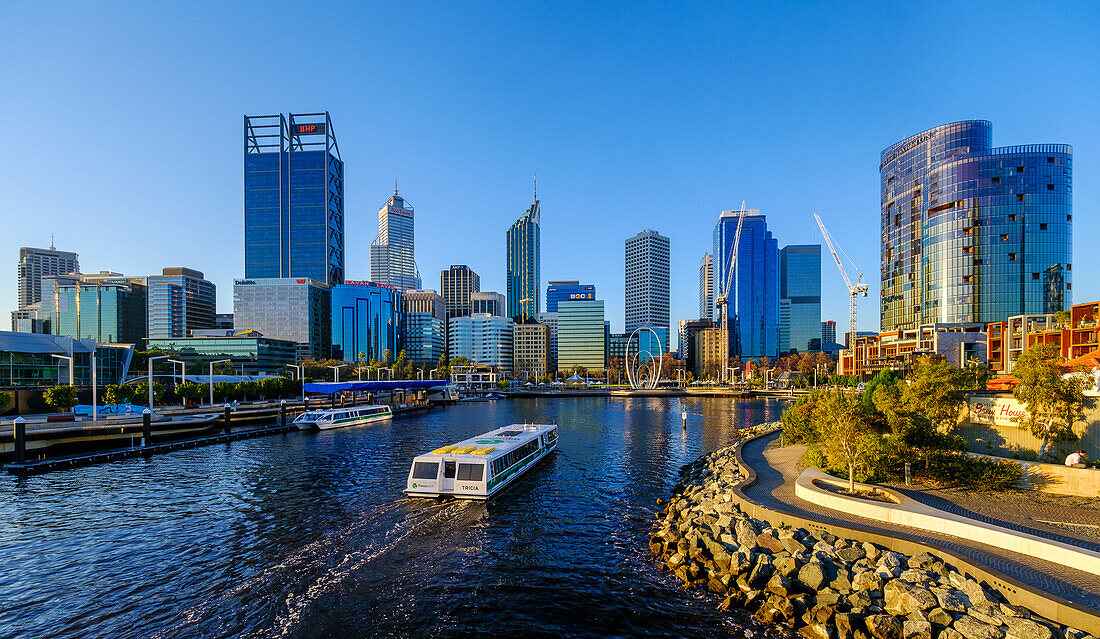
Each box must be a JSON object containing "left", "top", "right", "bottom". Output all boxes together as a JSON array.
[
  {"left": 404, "top": 423, "right": 558, "bottom": 500},
  {"left": 293, "top": 405, "right": 393, "bottom": 431}
]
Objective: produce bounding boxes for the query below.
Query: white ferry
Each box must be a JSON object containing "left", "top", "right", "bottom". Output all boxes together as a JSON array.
[
  {"left": 293, "top": 405, "right": 393, "bottom": 431},
  {"left": 404, "top": 423, "right": 558, "bottom": 500}
]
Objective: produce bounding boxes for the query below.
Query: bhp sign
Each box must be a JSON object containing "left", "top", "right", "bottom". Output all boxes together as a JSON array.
[{"left": 968, "top": 397, "right": 1028, "bottom": 427}]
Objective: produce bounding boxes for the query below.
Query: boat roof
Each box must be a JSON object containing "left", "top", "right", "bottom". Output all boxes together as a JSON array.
[{"left": 419, "top": 423, "right": 556, "bottom": 459}]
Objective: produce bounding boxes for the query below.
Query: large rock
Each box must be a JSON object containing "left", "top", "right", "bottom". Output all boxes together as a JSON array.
[
  {"left": 835, "top": 612, "right": 864, "bottom": 639},
  {"left": 902, "top": 615, "right": 932, "bottom": 639},
  {"left": 932, "top": 588, "right": 971, "bottom": 613},
  {"left": 1004, "top": 617, "right": 1053, "bottom": 639},
  {"left": 774, "top": 554, "right": 802, "bottom": 578},
  {"left": 730, "top": 549, "right": 755, "bottom": 576},
  {"left": 883, "top": 580, "right": 937, "bottom": 616},
  {"left": 781, "top": 530, "right": 810, "bottom": 554},
  {"left": 837, "top": 546, "right": 867, "bottom": 563},
  {"left": 865, "top": 613, "right": 903, "bottom": 639},
  {"left": 830, "top": 566, "right": 853, "bottom": 592},
  {"left": 863, "top": 542, "right": 882, "bottom": 562},
  {"left": 799, "top": 623, "right": 835, "bottom": 639},
  {"left": 798, "top": 561, "right": 828, "bottom": 591},
  {"left": 970, "top": 603, "right": 1005, "bottom": 626},
  {"left": 852, "top": 570, "right": 883, "bottom": 593},
  {"left": 747, "top": 557, "right": 774, "bottom": 590},
  {"left": 755, "top": 531, "right": 785, "bottom": 554},
  {"left": 953, "top": 614, "right": 1006, "bottom": 639},
  {"left": 927, "top": 607, "right": 954, "bottom": 629},
  {"left": 765, "top": 572, "right": 794, "bottom": 597},
  {"left": 736, "top": 518, "right": 759, "bottom": 548}
]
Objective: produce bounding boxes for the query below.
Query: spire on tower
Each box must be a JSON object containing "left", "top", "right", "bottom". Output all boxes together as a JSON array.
[
  {"left": 50, "top": 233, "right": 55, "bottom": 250},
  {"left": 394, "top": 178, "right": 399, "bottom": 197},
  {"left": 533, "top": 173, "right": 537, "bottom": 203}
]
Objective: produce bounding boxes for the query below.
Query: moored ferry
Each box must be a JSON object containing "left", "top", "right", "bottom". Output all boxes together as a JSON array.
[
  {"left": 404, "top": 423, "right": 558, "bottom": 500},
  {"left": 294, "top": 405, "right": 393, "bottom": 431}
]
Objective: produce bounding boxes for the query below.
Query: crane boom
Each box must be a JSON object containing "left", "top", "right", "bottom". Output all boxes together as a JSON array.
[
  {"left": 715, "top": 201, "right": 746, "bottom": 382},
  {"left": 814, "top": 213, "right": 868, "bottom": 351},
  {"left": 815, "top": 214, "right": 854, "bottom": 291}
]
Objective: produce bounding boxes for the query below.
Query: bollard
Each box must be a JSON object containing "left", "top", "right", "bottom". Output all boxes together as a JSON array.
[
  {"left": 304, "top": 397, "right": 310, "bottom": 411},
  {"left": 905, "top": 462, "right": 911, "bottom": 486},
  {"left": 280, "top": 400, "right": 287, "bottom": 426},
  {"left": 681, "top": 410, "right": 687, "bottom": 430},
  {"left": 331, "top": 394, "right": 336, "bottom": 409},
  {"left": 13, "top": 417, "right": 26, "bottom": 464},
  {"left": 223, "top": 404, "right": 232, "bottom": 435},
  {"left": 142, "top": 409, "right": 152, "bottom": 447}
]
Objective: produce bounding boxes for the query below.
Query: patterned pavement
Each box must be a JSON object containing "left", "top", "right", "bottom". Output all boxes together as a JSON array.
[{"left": 740, "top": 433, "right": 1100, "bottom": 612}]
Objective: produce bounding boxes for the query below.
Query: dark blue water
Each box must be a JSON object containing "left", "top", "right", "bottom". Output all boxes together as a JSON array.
[{"left": 0, "top": 397, "right": 788, "bottom": 638}]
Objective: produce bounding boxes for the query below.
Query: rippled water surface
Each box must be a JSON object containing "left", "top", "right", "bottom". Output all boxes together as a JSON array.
[{"left": 0, "top": 397, "right": 789, "bottom": 638}]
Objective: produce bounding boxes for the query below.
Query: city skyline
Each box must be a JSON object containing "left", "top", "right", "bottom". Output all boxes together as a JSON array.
[{"left": 1, "top": 4, "right": 1097, "bottom": 335}]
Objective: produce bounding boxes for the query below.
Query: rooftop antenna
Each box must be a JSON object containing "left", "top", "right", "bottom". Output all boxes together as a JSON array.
[
  {"left": 533, "top": 173, "right": 537, "bottom": 203},
  {"left": 394, "top": 178, "right": 399, "bottom": 197},
  {"left": 50, "top": 233, "right": 55, "bottom": 250}
]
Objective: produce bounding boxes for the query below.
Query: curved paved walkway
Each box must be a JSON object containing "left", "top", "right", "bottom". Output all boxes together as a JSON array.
[{"left": 740, "top": 432, "right": 1100, "bottom": 612}]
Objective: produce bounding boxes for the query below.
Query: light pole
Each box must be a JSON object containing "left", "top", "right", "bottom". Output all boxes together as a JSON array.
[
  {"left": 167, "top": 359, "right": 186, "bottom": 407},
  {"left": 6, "top": 352, "right": 12, "bottom": 386},
  {"left": 328, "top": 364, "right": 347, "bottom": 383},
  {"left": 378, "top": 367, "right": 393, "bottom": 381},
  {"left": 429, "top": 367, "right": 439, "bottom": 380},
  {"left": 148, "top": 355, "right": 169, "bottom": 410},
  {"left": 209, "top": 359, "right": 231, "bottom": 406},
  {"left": 286, "top": 364, "right": 305, "bottom": 401},
  {"left": 90, "top": 349, "right": 97, "bottom": 422},
  {"left": 50, "top": 354, "right": 74, "bottom": 386}
]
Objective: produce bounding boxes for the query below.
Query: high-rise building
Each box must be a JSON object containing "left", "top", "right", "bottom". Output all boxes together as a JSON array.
[
  {"left": 146, "top": 267, "right": 216, "bottom": 339},
  {"left": 403, "top": 289, "right": 446, "bottom": 320},
  {"left": 330, "top": 281, "right": 402, "bottom": 363},
  {"left": 55, "top": 273, "right": 147, "bottom": 345},
  {"left": 233, "top": 278, "right": 331, "bottom": 361},
  {"left": 880, "top": 120, "right": 1072, "bottom": 331},
  {"left": 513, "top": 318, "right": 549, "bottom": 380},
  {"left": 821, "top": 320, "right": 837, "bottom": 346},
  {"left": 441, "top": 265, "right": 481, "bottom": 321},
  {"left": 699, "top": 253, "right": 714, "bottom": 321},
  {"left": 447, "top": 313, "right": 513, "bottom": 371},
  {"left": 779, "top": 245, "right": 822, "bottom": 352},
  {"left": 401, "top": 289, "right": 446, "bottom": 366},
  {"left": 679, "top": 318, "right": 715, "bottom": 376},
  {"left": 779, "top": 299, "right": 791, "bottom": 354},
  {"left": 695, "top": 328, "right": 725, "bottom": 379},
  {"left": 713, "top": 209, "right": 780, "bottom": 358},
  {"left": 472, "top": 291, "right": 507, "bottom": 317},
  {"left": 506, "top": 188, "right": 540, "bottom": 321},
  {"left": 557, "top": 299, "right": 605, "bottom": 373},
  {"left": 17, "top": 245, "right": 79, "bottom": 310},
  {"left": 244, "top": 112, "right": 344, "bottom": 286},
  {"left": 536, "top": 311, "right": 558, "bottom": 372},
  {"left": 546, "top": 281, "right": 595, "bottom": 313},
  {"left": 370, "top": 187, "right": 420, "bottom": 289},
  {"left": 625, "top": 229, "right": 670, "bottom": 340}
]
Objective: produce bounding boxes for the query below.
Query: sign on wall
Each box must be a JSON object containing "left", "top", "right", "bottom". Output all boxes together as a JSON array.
[{"left": 968, "top": 396, "right": 1029, "bottom": 427}]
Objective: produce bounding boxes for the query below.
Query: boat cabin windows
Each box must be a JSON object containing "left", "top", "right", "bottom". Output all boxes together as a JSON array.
[
  {"left": 489, "top": 439, "right": 541, "bottom": 476},
  {"left": 444, "top": 461, "right": 456, "bottom": 479},
  {"left": 456, "top": 463, "right": 484, "bottom": 481},
  {"left": 543, "top": 429, "right": 557, "bottom": 445},
  {"left": 412, "top": 461, "right": 439, "bottom": 479}
]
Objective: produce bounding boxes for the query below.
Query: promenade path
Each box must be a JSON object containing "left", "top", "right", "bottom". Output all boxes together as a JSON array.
[{"left": 740, "top": 432, "right": 1100, "bottom": 612}]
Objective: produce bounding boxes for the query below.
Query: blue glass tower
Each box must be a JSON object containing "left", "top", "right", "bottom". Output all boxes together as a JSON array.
[
  {"left": 713, "top": 209, "right": 779, "bottom": 358},
  {"left": 546, "top": 281, "right": 595, "bottom": 313},
  {"left": 780, "top": 245, "right": 821, "bottom": 352},
  {"left": 506, "top": 188, "right": 540, "bottom": 321},
  {"left": 881, "top": 121, "right": 1072, "bottom": 330},
  {"left": 244, "top": 112, "right": 344, "bottom": 286},
  {"left": 330, "top": 282, "right": 402, "bottom": 363}
]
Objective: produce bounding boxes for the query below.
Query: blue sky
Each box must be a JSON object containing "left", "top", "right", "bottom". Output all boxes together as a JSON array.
[{"left": 1, "top": 2, "right": 1097, "bottom": 336}]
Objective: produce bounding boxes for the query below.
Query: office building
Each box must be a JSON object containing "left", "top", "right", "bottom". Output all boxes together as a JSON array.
[
  {"left": 506, "top": 190, "right": 540, "bottom": 320},
  {"left": 779, "top": 245, "right": 821, "bottom": 352},
  {"left": 557, "top": 299, "right": 605, "bottom": 373},
  {"left": 146, "top": 267, "right": 216, "bottom": 339},
  {"left": 713, "top": 208, "right": 780, "bottom": 358},
  {"left": 513, "top": 318, "right": 550, "bottom": 380},
  {"left": 699, "top": 253, "right": 714, "bottom": 321},
  {"left": 0, "top": 332, "right": 132, "bottom": 386},
  {"left": 330, "top": 281, "right": 402, "bottom": 363},
  {"left": 147, "top": 332, "right": 297, "bottom": 376},
  {"left": 546, "top": 281, "right": 595, "bottom": 313},
  {"left": 536, "top": 311, "right": 558, "bottom": 372},
  {"left": 472, "top": 291, "right": 507, "bottom": 317},
  {"left": 679, "top": 319, "right": 716, "bottom": 376},
  {"left": 244, "top": 112, "right": 344, "bottom": 286},
  {"left": 822, "top": 321, "right": 837, "bottom": 346},
  {"left": 55, "top": 273, "right": 147, "bottom": 346},
  {"left": 625, "top": 229, "right": 670, "bottom": 340},
  {"left": 233, "top": 278, "right": 331, "bottom": 361},
  {"left": 695, "top": 328, "right": 725, "bottom": 379},
  {"left": 441, "top": 265, "right": 481, "bottom": 321},
  {"left": 402, "top": 312, "right": 445, "bottom": 366},
  {"left": 403, "top": 289, "right": 446, "bottom": 320},
  {"left": 880, "top": 120, "right": 1072, "bottom": 331},
  {"left": 447, "top": 313, "right": 513, "bottom": 371},
  {"left": 11, "top": 308, "right": 49, "bottom": 334},
  {"left": 18, "top": 245, "right": 79, "bottom": 310},
  {"left": 215, "top": 314, "right": 234, "bottom": 330},
  {"left": 370, "top": 187, "right": 420, "bottom": 289}
]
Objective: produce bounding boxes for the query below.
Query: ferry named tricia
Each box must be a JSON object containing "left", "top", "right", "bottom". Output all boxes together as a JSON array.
[
  {"left": 293, "top": 405, "right": 393, "bottom": 431},
  {"left": 404, "top": 424, "right": 558, "bottom": 500}
]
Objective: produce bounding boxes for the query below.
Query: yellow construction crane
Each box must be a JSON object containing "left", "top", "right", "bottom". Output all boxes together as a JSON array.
[{"left": 814, "top": 213, "right": 868, "bottom": 349}]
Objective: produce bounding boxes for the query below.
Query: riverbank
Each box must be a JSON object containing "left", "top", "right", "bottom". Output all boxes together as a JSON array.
[{"left": 651, "top": 434, "right": 1097, "bottom": 639}]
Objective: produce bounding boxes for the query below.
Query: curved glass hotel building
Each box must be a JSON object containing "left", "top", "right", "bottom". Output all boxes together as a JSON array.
[{"left": 880, "top": 120, "right": 1072, "bottom": 331}]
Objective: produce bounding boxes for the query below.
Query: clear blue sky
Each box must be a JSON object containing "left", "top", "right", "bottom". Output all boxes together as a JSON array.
[{"left": 2, "top": 2, "right": 1097, "bottom": 336}]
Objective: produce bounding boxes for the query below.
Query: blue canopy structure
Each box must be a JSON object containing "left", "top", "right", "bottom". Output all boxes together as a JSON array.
[{"left": 303, "top": 380, "right": 450, "bottom": 395}]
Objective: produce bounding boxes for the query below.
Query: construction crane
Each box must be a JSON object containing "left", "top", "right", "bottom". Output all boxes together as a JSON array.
[
  {"left": 814, "top": 213, "right": 868, "bottom": 350},
  {"left": 715, "top": 202, "right": 747, "bottom": 383}
]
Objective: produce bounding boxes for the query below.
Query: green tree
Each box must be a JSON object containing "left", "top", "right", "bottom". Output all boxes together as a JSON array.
[
  {"left": 0, "top": 390, "right": 12, "bottom": 413},
  {"left": 958, "top": 356, "right": 992, "bottom": 391},
  {"left": 175, "top": 382, "right": 205, "bottom": 406},
  {"left": 901, "top": 356, "right": 966, "bottom": 431},
  {"left": 814, "top": 389, "right": 880, "bottom": 492},
  {"left": 861, "top": 369, "right": 899, "bottom": 412},
  {"left": 780, "top": 390, "right": 820, "bottom": 444},
  {"left": 1012, "top": 343, "right": 1087, "bottom": 456},
  {"left": 132, "top": 382, "right": 166, "bottom": 406},
  {"left": 103, "top": 384, "right": 135, "bottom": 406},
  {"left": 43, "top": 384, "right": 80, "bottom": 412},
  {"left": 236, "top": 380, "right": 259, "bottom": 400},
  {"left": 213, "top": 381, "right": 238, "bottom": 402}
]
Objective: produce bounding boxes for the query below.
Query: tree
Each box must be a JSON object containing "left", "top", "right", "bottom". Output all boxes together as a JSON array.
[
  {"left": 0, "top": 390, "right": 12, "bottom": 413},
  {"left": 958, "top": 356, "right": 992, "bottom": 391},
  {"left": 103, "top": 384, "right": 135, "bottom": 406},
  {"left": 901, "top": 356, "right": 966, "bottom": 431},
  {"left": 861, "top": 369, "right": 899, "bottom": 413},
  {"left": 175, "top": 382, "right": 205, "bottom": 407},
  {"left": 1012, "top": 343, "right": 1087, "bottom": 456},
  {"left": 132, "top": 382, "right": 166, "bottom": 406},
  {"left": 44, "top": 384, "right": 80, "bottom": 412},
  {"left": 815, "top": 389, "right": 880, "bottom": 492}
]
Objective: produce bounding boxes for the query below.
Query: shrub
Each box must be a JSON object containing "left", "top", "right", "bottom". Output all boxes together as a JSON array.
[
  {"left": 801, "top": 448, "right": 827, "bottom": 469},
  {"left": 43, "top": 385, "right": 80, "bottom": 412},
  {"left": 780, "top": 392, "right": 820, "bottom": 444}
]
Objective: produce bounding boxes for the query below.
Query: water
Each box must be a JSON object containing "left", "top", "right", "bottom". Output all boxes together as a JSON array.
[{"left": 0, "top": 396, "right": 790, "bottom": 638}]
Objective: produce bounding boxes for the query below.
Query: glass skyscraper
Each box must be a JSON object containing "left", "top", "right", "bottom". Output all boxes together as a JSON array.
[
  {"left": 546, "top": 281, "right": 595, "bottom": 313},
  {"left": 330, "top": 282, "right": 402, "bottom": 363},
  {"left": 370, "top": 188, "right": 420, "bottom": 289},
  {"left": 401, "top": 289, "right": 446, "bottom": 365},
  {"left": 625, "top": 229, "right": 670, "bottom": 349},
  {"left": 557, "top": 299, "right": 606, "bottom": 373},
  {"left": 146, "top": 267, "right": 216, "bottom": 339},
  {"left": 244, "top": 112, "right": 344, "bottom": 286},
  {"left": 713, "top": 209, "right": 779, "bottom": 358},
  {"left": 18, "top": 245, "right": 78, "bottom": 309},
  {"left": 55, "top": 274, "right": 147, "bottom": 346},
  {"left": 779, "top": 245, "right": 821, "bottom": 352},
  {"left": 880, "top": 120, "right": 1072, "bottom": 331},
  {"left": 506, "top": 193, "right": 540, "bottom": 321},
  {"left": 233, "top": 278, "right": 331, "bottom": 361}
]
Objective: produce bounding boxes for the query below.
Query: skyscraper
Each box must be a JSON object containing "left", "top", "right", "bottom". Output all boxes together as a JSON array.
[
  {"left": 447, "top": 313, "right": 513, "bottom": 371},
  {"left": 699, "top": 253, "right": 714, "bottom": 321},
  {"left": 713, "top": 209, "right": 779, "bottom": 358},
  {"left": 55, "top": 273, "right": 147, "bottom": 346},
  {"left": 330, "top": 281, "right": 402, "bottom": 363},
  {"left": 625, "top": 229, "right": 670, "bottom": 353},
  {"left": 244, "top": 112, "right": 344, "bottom": 286},
  {"left": 546, "top": 281, "right": 595, "bottom": 313},
  {"left": 506, "top": 184, "right": 540, "bottom": 321},
  {"left": 402, "top": 289, "right": 446, "bottom": 366},
  {"left": 821, "top": 320, "right": 837, "bottom": 347},
  {"left": 471, "top": 291, "right": 507, "bottom": 317},
  {"left": 880, "top": 120, "right": 1072, "bottom": 331},
  {"left": 779, "top": 245, "right": 821, "bottom": 352},
  {"left": 370, "top": 186, "right": 420, "bottom": 289},
  {"left": 440, "top": 265, "right": 481, "bottom": 321},
  {"left": 557, "top": 299, "right": 605, "bottom": 373},
  {"left": 146, "top": 267, "right": 217, "bottom": 339},
  {"left": 17, "top": 245, "right": 79, "bottom": 309},
  {"left": 233, "top": 278, "right": 331, "bottom": 361}
]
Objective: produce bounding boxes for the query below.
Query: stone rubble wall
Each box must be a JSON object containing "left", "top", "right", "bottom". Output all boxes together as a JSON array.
[{"left": 651, "top": 427, "right": 1098, "bottom": 639}]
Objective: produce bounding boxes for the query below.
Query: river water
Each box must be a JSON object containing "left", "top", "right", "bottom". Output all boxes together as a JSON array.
[{"left": 0, "top": 396, "right": 789, "bottom": 638}]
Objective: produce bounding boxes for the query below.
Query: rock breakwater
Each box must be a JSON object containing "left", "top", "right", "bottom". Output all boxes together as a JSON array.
[{"left": 651, "top": 438, "right": 1097, "bottom": 639}]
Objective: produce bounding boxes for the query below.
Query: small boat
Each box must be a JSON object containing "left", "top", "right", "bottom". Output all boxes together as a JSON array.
[
  {"left": 294, "top": 405, "right": 393, "bottom": 431},
  {"left": 458, "top": 395, "right": 490, "bottom": 402},
  {"left": 483, "top": 393, "right": 506, "bottom": 400},
  {"left": 404, "top": 423, "right": 558, "bottom": 500}
]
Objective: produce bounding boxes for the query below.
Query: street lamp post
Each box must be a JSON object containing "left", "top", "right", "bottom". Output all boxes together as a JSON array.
[
  {"left": 148, "top": 355, "right": 169, "bottom": 410},
  {"left": 208, "top": 359, "right": 231, "bottom": 406},
  {"left": 167, "top": 359, "right": 185, "bottom": 407},
  {"left": 286, "top": 364, "right": 305, "bottom": 401},
  {"left": 91, "top": 349, "right": 97, "bottom": 422},
  {"left": 50, "top": 354, "right": 74, "bottom": 386},
  {"left": 329, "top": 364, "right": 347, "bottom": 383}
]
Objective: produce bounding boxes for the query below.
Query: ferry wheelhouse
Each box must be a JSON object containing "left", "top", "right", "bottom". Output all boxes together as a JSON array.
[
  {"left": 404, "top": 424, "right": 558, "bottom": 500},
  {"left": 293, "top": 405, "right": 393, "bottom": 431}
]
